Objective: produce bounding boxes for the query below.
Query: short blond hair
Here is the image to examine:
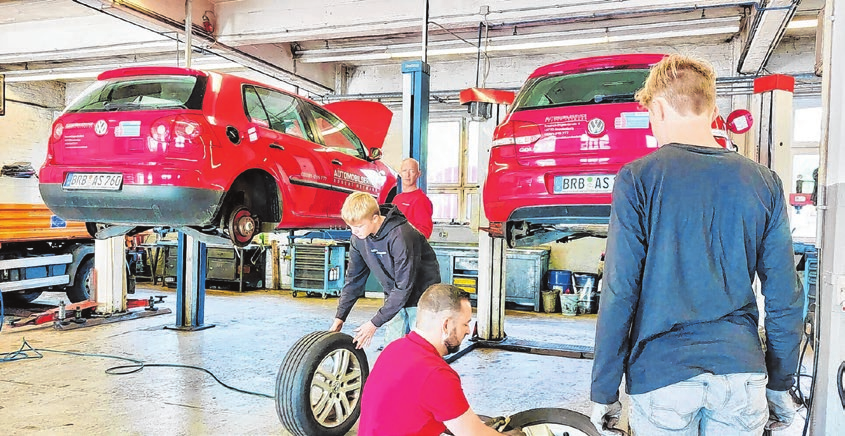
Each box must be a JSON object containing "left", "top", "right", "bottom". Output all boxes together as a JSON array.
[
  {"left": 341, "top": 191, "right": 379, "bottom": 224},
  {"left": 635, "top": 54, "right": 717, "bottom": 116}
]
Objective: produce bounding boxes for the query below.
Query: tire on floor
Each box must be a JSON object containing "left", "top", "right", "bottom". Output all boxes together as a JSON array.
[{"left": 275, "top": 331, "right": 369, "bottom": 436}]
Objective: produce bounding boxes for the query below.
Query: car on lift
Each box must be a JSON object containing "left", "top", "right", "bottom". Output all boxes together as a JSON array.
[
  {"left": 39, "top": 67, "right": 398, "bottom": 246},
  {"left": 483, "top": 54, "right": 750, "bottom": 247}
]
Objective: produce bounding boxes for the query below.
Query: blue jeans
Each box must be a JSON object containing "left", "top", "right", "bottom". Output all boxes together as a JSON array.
[
  {"left": 382, "top": 307, "right": 417, "bottom": 346},
  {"left": 629, "top": 373, "right": 768, "bottom": 436}
]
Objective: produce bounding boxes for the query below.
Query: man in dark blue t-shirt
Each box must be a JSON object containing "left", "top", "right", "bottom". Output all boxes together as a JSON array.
[{"left": 590, "top": 54, "right": 803, "bottom": 435}]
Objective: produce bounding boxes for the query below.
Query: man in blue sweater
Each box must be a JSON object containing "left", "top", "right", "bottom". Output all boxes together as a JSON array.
[{"left": 590, "top": 54, "right": 803, "bottom": 435}]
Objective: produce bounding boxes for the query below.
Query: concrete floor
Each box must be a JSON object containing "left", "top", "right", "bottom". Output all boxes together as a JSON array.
[{"left": 0, "top": 285, "right": 811, "bottom": 435}]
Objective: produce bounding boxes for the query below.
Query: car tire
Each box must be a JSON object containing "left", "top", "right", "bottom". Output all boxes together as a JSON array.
[
  {"left": 2, "top": 290, "right": 43, "bottom": 305},
  {"left": 227, "top": 205, "right": 258, "bottom": 247},
  {"left": 504, "top": 407, "right": 600, "bottom": 436},
  {"left": 275, "top": 331, "right": 369, "bottom": 436},
  {"left": 66, "top": 257, "right": 94, "bottom": 303}
]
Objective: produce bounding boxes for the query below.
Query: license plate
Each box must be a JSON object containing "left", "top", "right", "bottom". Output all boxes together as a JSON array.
[
  {"left": 553, "top": 174, "right": 615, "bottom": 194},
  {"left": 63, "top": 173, "right": 123, "bottom": 190}
]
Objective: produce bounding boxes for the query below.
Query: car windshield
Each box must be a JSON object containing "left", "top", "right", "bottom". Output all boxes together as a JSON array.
[
  {"left": 511, "top": 68, "right": 651, "bottom": 111},
  {"left": 65, "top": 75, "right": 206, "bottom": 113}
]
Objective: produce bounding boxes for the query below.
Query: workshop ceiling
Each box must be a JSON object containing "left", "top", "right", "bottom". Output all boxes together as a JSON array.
[{"left": 0, "top": 0, "right": 825, "bottom": 95}]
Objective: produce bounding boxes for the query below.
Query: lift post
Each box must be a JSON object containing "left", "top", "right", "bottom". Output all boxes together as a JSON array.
[
  {"left": 166, "top": 232, "right": 214, "bottom": 331},
  {"left": 94, "top": 236, "right": 126, "bottom": 314},
  {"left": 753, "top": 73, "right": 795, "bottom": 193},
  {"left": 401, "top": 60, "right": 430, "bottom": 192}
]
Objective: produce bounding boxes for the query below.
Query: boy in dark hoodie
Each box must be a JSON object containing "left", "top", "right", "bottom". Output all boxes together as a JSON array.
[{"left": 329, "top": 191, "right": 441, "bottom": 349}]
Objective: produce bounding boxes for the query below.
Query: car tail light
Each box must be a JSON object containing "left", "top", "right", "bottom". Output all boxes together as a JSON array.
[
  {"left": 52, "top": 122, "right": 64, "bottom": 142},
  {"left": 148, "top": 115, "right": 205, "bottom": 154},
  {"left": 491, "top": 120, "right": 542, "bottom": 158}
]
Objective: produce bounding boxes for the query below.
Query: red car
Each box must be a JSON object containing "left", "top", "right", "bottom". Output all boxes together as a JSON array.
[
  {"left": 483, "top": 54, "right": 748, "bottom": 247},
  {"left": 39, "top": 67, "right": 397, "bottom": 246}
]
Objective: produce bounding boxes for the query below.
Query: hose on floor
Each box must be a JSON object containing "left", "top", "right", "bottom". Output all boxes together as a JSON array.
[{"left": 0, "top": 338, "right": 273, "bottom": 399}]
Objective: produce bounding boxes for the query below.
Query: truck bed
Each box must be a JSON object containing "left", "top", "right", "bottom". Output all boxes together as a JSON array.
[{"left": 0, "top": 203, "right": 90, "bottom": 243}]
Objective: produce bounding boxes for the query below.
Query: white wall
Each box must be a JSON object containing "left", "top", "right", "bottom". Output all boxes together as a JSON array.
[{"left": 0, "top": 81, "right": 64, "bottom": 170}]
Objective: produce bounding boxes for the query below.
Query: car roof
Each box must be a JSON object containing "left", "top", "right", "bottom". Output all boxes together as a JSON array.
[
  {"left": 97, "top": 66, "right": 324, "bottom": 107},
  {"left": 528, "top": 53, "right": 667, "bottom": 79}
]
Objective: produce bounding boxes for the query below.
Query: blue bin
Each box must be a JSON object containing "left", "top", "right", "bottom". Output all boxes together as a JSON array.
[{"left": 547, "top": 270, "right": 573, "bottom": 294}]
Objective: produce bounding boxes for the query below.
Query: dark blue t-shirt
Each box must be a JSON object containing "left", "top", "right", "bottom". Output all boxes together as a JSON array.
[{"left": 591, "top": 143, "right": 803, "bottom": 404}]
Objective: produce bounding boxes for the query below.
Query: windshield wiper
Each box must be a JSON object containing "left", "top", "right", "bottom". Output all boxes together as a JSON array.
[
  {"left": 592, "top": 93, "right": 636, "bottom": 103},
  {"left": 103, "top": 101, "right": 141, "bottom": 111}
]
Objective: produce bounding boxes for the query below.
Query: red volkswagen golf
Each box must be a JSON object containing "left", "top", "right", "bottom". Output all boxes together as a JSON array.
[
  {"left": 483, "top": 54, "right": 747, "bottom": 247},
  {"left": 40, "top": 67, "right": 397, "bottom": 246}
]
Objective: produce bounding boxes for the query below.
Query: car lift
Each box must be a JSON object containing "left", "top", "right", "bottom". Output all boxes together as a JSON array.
[
  {"left": 444, "top": 89, "right": 594, "bottom": 364},
  {"left": 3, "top": 235, "right": 170, "bottom": 330}
]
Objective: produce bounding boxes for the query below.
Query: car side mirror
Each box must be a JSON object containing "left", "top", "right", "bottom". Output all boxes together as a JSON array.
[{"left": 368, "top": 147, "right": 383, "bottom": 161}]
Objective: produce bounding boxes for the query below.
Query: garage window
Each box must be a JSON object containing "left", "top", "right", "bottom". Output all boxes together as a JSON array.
[{"left": 427, "top": 120, "right": 477, "bottom": 223}]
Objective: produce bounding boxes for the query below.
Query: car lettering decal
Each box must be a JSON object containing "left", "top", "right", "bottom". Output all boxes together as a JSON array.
[
  {"left": 65, "top": 122, "right": 94, "bottom": 130},
  {"left": 614, "top": 112, "right": 650, "bottom": 129},
  {"left": 115, "top": 121, "right": 142, "bottom": 137},
  {"left": 247, "top": 127, "right": 258, "bottom": 142}
]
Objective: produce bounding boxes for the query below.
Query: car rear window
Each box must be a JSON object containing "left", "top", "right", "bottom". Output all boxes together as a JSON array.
[
  {"left": 65, "top": 75, "right": 206, "bottom": 113},
  {"left": 511, "top": 68, "right": 651, "bottom": 111}
]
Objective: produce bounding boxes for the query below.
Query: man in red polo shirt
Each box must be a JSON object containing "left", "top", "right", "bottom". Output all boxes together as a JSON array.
[
  {"left": 358, "top": 284, "right": 522, "bottom": 436},
  {"left": 393, "top": 158, "right": 434, "bottom": 239}
]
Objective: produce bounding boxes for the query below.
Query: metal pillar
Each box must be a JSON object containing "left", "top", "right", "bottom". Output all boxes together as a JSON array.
[
  {"left": 473, "top": 102, "right": 509, "bottom": 341},
  {"left": 811, "top": 0, "right": 845, "bottom": 432},
  {"left": 401, "top": 60, "right": 430, "bottom": 193},
  {"left": 753, "top": 74, "right": 795, "bottom": 193},
  {"left": 166, "top": 232, "right": 214, "bottom": 331},
  {"left": 94, "top": 236, "right": 127, "bottom": 314}
]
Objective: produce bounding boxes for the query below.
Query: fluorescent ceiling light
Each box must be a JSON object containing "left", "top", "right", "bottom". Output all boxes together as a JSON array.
[
  {"left": 299, "top": 17, "right": 740, "bottom": 63},
  {"left": 787, "top": 19, "right": 817, "bottom": 30}
]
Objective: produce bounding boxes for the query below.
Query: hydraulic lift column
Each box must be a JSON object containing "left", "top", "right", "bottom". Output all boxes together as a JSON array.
[
  {"left": 401, "top": 60, "right": 430, "bottom": 191},
  {"left": 462, "top": 88, "right": 514, "bottom": 341},
  {"left": 753, "top": 74, "right": 795, "bottom": 192},
  {"left": 94, "top": 236, "right": 126, "bottom": 313},
  {"left": 165, "top": 232, "right": 214, "bottom": 331}
]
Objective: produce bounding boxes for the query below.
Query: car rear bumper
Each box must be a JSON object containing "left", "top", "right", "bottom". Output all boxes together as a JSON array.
[
  {"left": 40, "top": 183, "right": 225, "bottom": 226},
  {"left": 508, "top": 204, "right": 611, "bottom": 225}
]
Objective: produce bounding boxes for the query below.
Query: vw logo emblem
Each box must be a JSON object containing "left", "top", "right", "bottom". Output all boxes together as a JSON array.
[
  {"left": 587, "top": 118, "right": 605, "bottom": 136},
  {"left": 94, "top": 120, "right": 108, "bottom": 136}
]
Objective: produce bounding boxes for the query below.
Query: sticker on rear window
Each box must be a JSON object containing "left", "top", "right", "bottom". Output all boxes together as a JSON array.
[
  {"left": 615, "top": 112, "right": 650, "bottom": 129},
  {"left": 115, "top": 121, "right": 141, "bottom": 137}
]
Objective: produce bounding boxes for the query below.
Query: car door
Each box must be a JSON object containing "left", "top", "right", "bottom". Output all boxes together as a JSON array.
[
  {"left": 303, "top": 102, "right": 388, "bottom": 217},
  {"left": 242, "top": 85, "right": 332, "bottom": 218}
]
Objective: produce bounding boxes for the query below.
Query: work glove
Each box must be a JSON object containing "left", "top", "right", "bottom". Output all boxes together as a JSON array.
[
  {"left": 590, "top": 401, "right": 623, "bottom": 435},
  {"left": 766, "top": 388, "right": 797, "bottom": 430}
]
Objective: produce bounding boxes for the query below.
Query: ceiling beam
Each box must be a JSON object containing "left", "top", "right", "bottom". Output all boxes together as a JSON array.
[
  {"left": 215, "top": 0, "right": 751, "bottom": 45},
  {"left": 70, "top": 0, "right": 336, "bottom": 93},
  {"left": 736, "top": 0, "right": 800, "bottom": 74}
]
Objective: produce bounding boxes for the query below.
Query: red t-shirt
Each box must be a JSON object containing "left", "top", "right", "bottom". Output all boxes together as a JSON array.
[
  {"left": 393, "top": 189, "right": 434, "bottom": 238},
  {"left": 358, "top": 332, "right": 470, "bottom": 436}
]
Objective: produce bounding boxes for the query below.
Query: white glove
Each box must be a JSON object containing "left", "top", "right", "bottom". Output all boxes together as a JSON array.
[
  {"left": 766, "top": 388, "right": 796, "bottom": 430},
  {"left": 590, "top": 401, "right": 623, "bottom": 435}
]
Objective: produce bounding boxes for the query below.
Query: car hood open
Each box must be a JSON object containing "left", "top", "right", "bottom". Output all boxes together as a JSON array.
[{"left": 323, "top": 100, "right": 392, "bottom": 150}]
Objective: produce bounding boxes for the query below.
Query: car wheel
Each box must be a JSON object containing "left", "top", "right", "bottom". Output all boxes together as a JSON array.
[
  {"left": 66, "top": 257, "right": 94, "bottom": 303},
  {"left": 2, "top": 290, "right": 43, "bottom": 305},
  {"left": 227, "top": 206, "right": 258, "bottom": 247},
  {"left": 275, "top": 331, "right": 368, "bottom": 436},
  {"left": 504, "top": 407, "right": 600, "bottom": 436}
]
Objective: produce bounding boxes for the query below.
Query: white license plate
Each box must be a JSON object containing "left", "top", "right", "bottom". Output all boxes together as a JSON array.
[
  {"left": 63, "top": 173, "right": 123, "bottom": 191},
  {"left": 553, "top": 174, "right": 615, "bottom": 194}
]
